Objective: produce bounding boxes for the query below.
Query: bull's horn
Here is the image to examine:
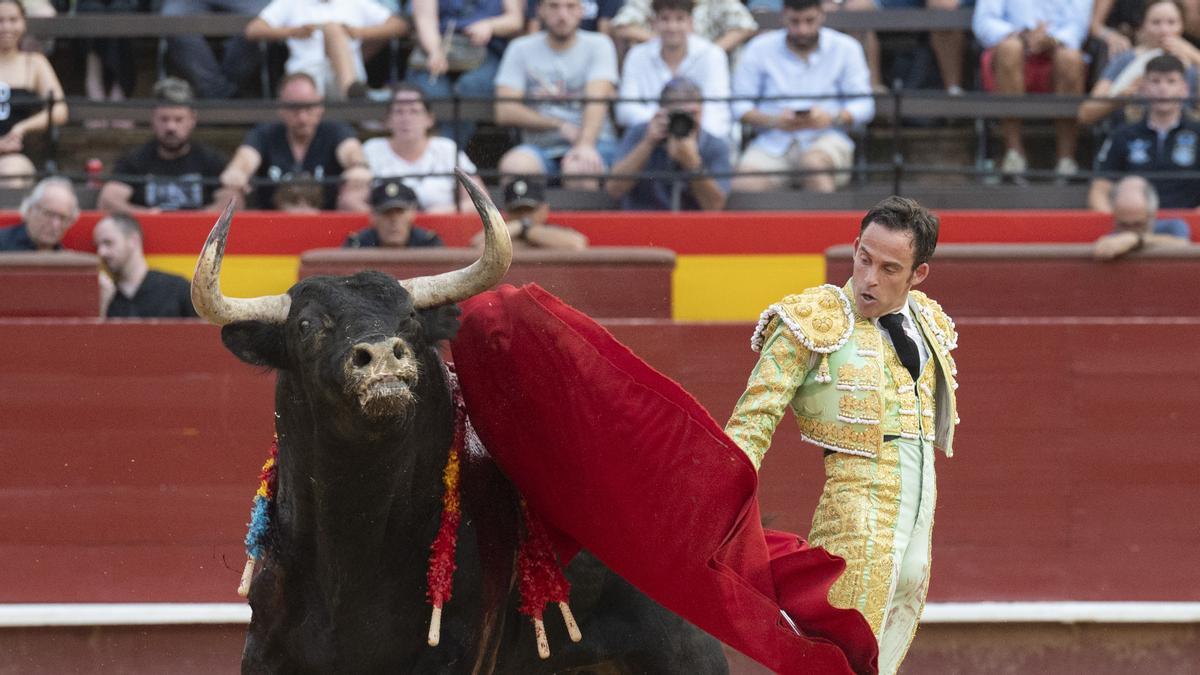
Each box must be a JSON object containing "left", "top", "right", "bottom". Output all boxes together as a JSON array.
[
  {"left": 191, "top": 200, "right": 292, "bottom": 326},
  {"left": 401, "top": 169, "right": 512, "bottom": 309}
]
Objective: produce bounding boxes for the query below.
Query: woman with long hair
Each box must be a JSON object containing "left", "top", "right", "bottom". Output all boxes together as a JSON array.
[
  {"left": 0, "top": 0, "right": 66, "bottom": 185},
  {"left": 1079, "top": 0, "right": 1200, "bottom": 125}
]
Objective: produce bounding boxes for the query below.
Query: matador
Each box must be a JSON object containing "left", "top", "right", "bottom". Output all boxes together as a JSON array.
[{"left": 726, "top": 196, "right": 960, "bottom": 675}]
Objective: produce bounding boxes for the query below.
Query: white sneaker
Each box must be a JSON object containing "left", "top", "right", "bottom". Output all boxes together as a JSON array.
[
  {"left": 1055, "top": 157, "right": 1079, "bottom": 177},
  {"left": 1001, "top": 149, "right": 1027, "bottom": 175},
  {"left": 946, "top": 85, "right": 964, "bottom": 96}
]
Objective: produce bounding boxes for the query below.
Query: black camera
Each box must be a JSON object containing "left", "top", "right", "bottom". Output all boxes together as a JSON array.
[{"left": 667, "top": 110, "right": 696, "bottom": 138}]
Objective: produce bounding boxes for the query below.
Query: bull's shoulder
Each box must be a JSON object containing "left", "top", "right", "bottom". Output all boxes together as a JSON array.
[
  {"left": 910, "top": 290, "right": 958, "bottom": 351},
  {"left": 751, "top": 284, "right": 854, "bottom": 354}
]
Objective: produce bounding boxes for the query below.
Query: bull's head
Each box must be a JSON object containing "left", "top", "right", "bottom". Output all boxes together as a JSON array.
[{"left": 192, "top": 170, "right": 511, "bottom": 423}]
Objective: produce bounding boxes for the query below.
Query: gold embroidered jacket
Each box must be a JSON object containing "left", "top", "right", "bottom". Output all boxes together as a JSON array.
[{"left": 726, "top": 283, "right": 960, "bottom": 469}]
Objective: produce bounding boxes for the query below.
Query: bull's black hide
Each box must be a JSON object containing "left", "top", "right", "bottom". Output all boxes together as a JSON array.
[{"left": 224, "top": 272, "right": 728, "bottom": 675}]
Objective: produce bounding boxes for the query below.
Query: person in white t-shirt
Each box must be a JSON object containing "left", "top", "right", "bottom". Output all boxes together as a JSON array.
[
  {"left": 246, "top": 0, "right": 407, "bottom": 99},
  {"left": 362, "top": 83, "right": 486, "bottom": 212},
  {"left": 616, "top": 0, "right": 731, "bottom": 141}
]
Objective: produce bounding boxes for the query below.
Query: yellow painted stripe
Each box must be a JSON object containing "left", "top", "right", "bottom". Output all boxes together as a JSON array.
[
  {"left": 147, "top": 255, "right": 300, "bottom": 297},
  {"left": 673, "top": 255, "right": 826, "bottom": 321},
  {"left": 151, "top": 253, "right": 827, "bottom": 321}
]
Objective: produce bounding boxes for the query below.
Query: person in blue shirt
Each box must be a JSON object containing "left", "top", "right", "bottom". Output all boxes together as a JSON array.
[
  {"left": 0, "top": 176, "right": 78, "bottom": 252},
  {"left": 1093, "top": 175, "right": 1192, "bottom": 260},
  {"left": 607, "top": 76, "right": 730, "bottom": 210},
  {"left": 730, "top": 0, "right": 874, "bottom": 194}
]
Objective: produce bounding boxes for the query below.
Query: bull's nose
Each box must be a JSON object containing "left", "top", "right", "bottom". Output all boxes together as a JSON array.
[{"left": 350, "top": 337, "right": 408, "bottom": 371}]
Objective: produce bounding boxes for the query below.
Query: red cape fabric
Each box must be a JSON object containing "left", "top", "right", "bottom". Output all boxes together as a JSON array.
[{"left": 451, "top": 284, "right": 878, "bottom": 675}]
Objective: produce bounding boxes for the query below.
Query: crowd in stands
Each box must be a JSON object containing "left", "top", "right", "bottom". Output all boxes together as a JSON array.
[{"left": 0, "top": 0, "right": 1197, "bottom": 220}]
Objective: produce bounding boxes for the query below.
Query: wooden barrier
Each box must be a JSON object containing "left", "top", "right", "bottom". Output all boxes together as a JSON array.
[
  {"left": 0, "top": 251, "right": 99, "bottom": 317},
  {"left": 299, "top": 247, "right": 675, "bottom": 318},
  {"left": 826, "top": 243, "right": 1200, "bottom": 317},
  {"left": 0, "top": 316, "right": 1196, "bottom": 605}
]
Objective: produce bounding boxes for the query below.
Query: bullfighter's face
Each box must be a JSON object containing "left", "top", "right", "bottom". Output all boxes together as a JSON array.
[{"left": 851, "top": 222, "right": 928, "bottom": 319}]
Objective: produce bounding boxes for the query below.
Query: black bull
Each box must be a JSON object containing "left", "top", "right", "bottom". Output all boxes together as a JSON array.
[{"left": 191, "top": 175, "right": 729, "bottom": 674}]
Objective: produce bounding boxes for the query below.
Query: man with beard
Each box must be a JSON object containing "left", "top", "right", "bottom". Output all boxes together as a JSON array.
[
  {"left": 730, "top": 0, "right": 873, "bottom": 193},
  {"left": 725, "top": 196, "right": 959, "bottom": 675},
  {"left": 97, "top": 78, "right": 230, "bottom": 213},
  {"left": 93, "top": 212, "right": 197, "bottom": 318},
  {"left": 494, "top": 0, "right": 619, "bottom": 189}
]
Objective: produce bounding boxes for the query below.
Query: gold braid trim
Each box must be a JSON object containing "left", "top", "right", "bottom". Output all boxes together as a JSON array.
[{"left": 750, "top": 285, "right": 855, "bottom": 354}]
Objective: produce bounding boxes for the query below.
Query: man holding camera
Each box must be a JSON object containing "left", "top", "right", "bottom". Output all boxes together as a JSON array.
[{"left": 606, "top": 77, "right": 731, "bottom": 210}]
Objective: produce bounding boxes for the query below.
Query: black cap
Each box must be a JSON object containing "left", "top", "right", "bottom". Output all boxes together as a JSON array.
[
  {"left": 504, "top": 177, "right": 546, "bottom": 210},
  {"left": 371, "top": 178, "right": 419, "bottom": 212}
]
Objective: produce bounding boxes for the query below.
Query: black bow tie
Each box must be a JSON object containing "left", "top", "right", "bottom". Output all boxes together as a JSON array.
[{"left": 879, "top": 313, "right": 919, "bottom": 382}]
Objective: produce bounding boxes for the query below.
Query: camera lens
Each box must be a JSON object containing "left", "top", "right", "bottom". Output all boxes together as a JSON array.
[{"left": 667, "top": 111, "right": 696, "bottom": 138}]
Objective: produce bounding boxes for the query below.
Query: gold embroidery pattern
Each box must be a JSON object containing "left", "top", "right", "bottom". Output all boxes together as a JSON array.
[
  {"left": 753, "top": 285, "right": 854, "bottom": 353},
  {"left": 911, "top": 291, "right": 958, "bottom": 352},
  {"left": 836, "top": 362, "right": 880, "bottom": 391},
  {"left": 796, "top": 418, "right": 880, "bottom": 457},
  {"left": 838, "top": 392, "right": 881, "bottom": 424},
  {"left": 726, "top": 320, "right": 809, "bottom": 470},
  {"left": 808, "top": 441, "right": 901, "bottom": 634}
]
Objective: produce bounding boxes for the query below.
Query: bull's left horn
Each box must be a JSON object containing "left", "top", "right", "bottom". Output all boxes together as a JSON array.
[
  {"left": 192, "top": 200, "right": 292, "bottom": 326},
  {"left": 401, "top": 169, "right": 512, "bottom": 309}
]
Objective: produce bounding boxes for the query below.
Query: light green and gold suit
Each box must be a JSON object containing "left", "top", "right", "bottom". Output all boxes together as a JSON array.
[{"left": 725, "top": 282, "right": 959, "bottom": 675}]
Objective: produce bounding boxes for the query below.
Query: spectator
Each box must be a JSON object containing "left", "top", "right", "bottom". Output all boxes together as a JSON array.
[
  {"left": 611, "top": 0, "right": 757, "bottom": 52},
  {"left": 98, "top": 78, "right": 230, "bottom": 213},
  {"left": 817, "top": 0, "right": 968, "bottom": 96},
  {"left": 0, "top": 0, "right": 67, "bottom": 184},
  {"left": 77, "top": 0, "right": 139, "bottom": 128},
  {"left": 730, "top": 0, "right": 874, "bottom": 193},
  {"left": 607, "top": 77, "right": 731, "bottom": 210},
  {"left": 1090, "top": 0, "right": 1200, "bottom": 56},
  {"left": 94, "top": 212, "right": 199, "bottom": 318},
  {"left": 471, "top": 175, "right": 588, "bottom": 247},
  {"left": 407, "top": 0, "right": 523, "bottom": 142},
  {"left": 245, "top": 0, "right": 407, "bottom": 100},
  {"left": 1079, "top": 0, "right": 1200, "bottom": 127},
  {"left": 616, "top": 0, "right": 732, "bottom": 141},
  {"left": 1090, "top": 54, "right": 1200, "bottom": 210},
  {"left": 0, "top": 176, "right": 78, "bottom": 251},
  {"left": 362, "top": 83, "right": 487, "bottom": 212},
  {"left": 495, "top": 0, "right": 620, "bottom": 190},
  {"left": 220, "top": 72, "right": 372, "bottom": 211},
  {"left": 343, "top": 178, "right": 444, "bottom": 247},
  {"left": 1094, "top": 174, "right": 1192, "bottom": 259},
  {"left": 161, "top": 0, "right": 270, "bottom": 99},
  {"left": 524, "top": 0, "right": 620, "bottom": 34},
  {"left": 973, "top": 0, "right": 1091, "bottom": 180}
]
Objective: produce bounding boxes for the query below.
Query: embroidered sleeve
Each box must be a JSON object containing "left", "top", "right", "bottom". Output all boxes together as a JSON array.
[{"left": 725, "top": 318, "right": 810, "bottom": 471}]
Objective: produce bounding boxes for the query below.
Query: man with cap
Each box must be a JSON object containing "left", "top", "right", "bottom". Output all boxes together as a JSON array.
[
  {"left": 343, "top": 178, "right": 444, "bottom": 248},
  {"left": 471, "top": 176, "right": 588, "bottom": 249}
]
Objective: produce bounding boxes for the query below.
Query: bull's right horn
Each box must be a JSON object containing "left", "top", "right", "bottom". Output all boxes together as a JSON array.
[
  {"left": 401, "top": 169, "right": 512, "bottom": 309},
  {"left": 192, "top": 200, "right": 292, "bottom": 326}
]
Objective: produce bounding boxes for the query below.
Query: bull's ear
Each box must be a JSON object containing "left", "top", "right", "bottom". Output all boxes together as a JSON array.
[
  {"left": 221, "top": 321, "right": 288, "bottom": 369},
  {"left": 419, "top": 304, "right": 461, "bottom": 343}
]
